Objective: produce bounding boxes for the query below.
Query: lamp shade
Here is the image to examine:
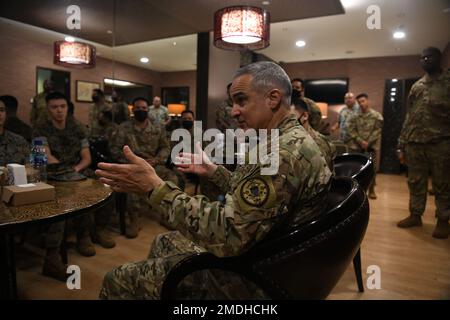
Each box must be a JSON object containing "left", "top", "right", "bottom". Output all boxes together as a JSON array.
[
  {"left": 316, "top": 102, "right": 328, "bottom": 118},
  {"left": 168, "top": 104, "right": 186, "bottom": 116},
  {"left": 54, "top": 41, "right": 96, "bottom": 68},
  {"left": 214, "top": 6, "right": 270, "bottom": 51}
]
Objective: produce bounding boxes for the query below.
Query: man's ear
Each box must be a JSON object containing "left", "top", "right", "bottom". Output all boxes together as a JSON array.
[{"left": 266, "top": 89, "right": 282, "bottom": 110}]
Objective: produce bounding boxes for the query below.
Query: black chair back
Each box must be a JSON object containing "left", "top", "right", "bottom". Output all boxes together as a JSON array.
[
  {"left": 334, "top": 153, "right": 373, "bottom": 191},
  {"left": 161, "top": 177, "right": 369, "bottom": 300}
]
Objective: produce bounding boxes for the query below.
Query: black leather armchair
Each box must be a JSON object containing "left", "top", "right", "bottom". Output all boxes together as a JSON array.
[
  {"left": 333, "top": 153, "right": 374, "bottom": 292},
  {"left": 161, "top": 177, "right": 369, "bottom": 299}
]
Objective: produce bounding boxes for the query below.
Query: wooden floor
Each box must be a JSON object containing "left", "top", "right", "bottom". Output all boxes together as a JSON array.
[{"left": 15, "top": 174, "right": 450, "bottom": 300}]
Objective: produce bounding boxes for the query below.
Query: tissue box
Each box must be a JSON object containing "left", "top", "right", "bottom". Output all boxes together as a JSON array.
[
  {"left": 7, "top": 164, "right": 27, "bottom": 186},
  {"left": 2, "top": 182, "right": 55, "bottom": 206}
]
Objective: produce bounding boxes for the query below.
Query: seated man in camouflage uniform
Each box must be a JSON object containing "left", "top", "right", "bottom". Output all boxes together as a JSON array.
[
  {"left": 0, "top": 99, "right": 29, "bottom": 166},
  {"left": 33, "top": 92, "right": 115, "bottom": 275},
  {"left": 110, "top": 97, "right": 178, "bottom": 238},
  {"left": 347, "top": 93, "right": 383, "bottom": 199},
  {"left": 96, "top": 61, "right": 332, "bottom": 299},
  {"left": 291, "top": 91, "right": 336, "bottom": 170}
]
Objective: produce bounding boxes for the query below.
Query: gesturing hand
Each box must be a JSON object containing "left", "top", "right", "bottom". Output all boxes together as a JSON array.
[
  {"left": 95, "top": 146, "right": 163, "bottom": 194},
  {"left": 175, "top": 142, "right": 217, "bottom": 178}
]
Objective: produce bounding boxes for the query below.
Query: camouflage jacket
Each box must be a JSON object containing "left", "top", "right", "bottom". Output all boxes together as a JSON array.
[
  {"left": 110, "top": 119, "right": 170, "bottom": 165},
  {"left": 0, "top": 130, "right": 29, "bottom": 166},
  {"left": 215, "top": 100, "right": 238, "bottom": 133},
  {"left": 338, "top": 104, "right": 360, "bottom": 142},
  {"left": 398, "top": 70, "right": 450, "bottom": 147},
  {"left": 88, "top": 102, "right": 112, "bottom": 138},
  {"left": 4, "top": 116, "right": 32, "bottom": 142},
  {"left": 148, "top": 105, "right": 169, "bottom": 125},
  {"left": 347, "top": 108, "right": 383, "bottom": 151},
  {"left": 148, "top": 113, "right": 332, "bottom": 258},
  {"left": 304, "top": 97, "right": 322, "bottom": 131},
  {"left": 112, "top": 101, "right": 130, "bottom": 124},
  {"left": 33, "top": 118, "right": 89, "bottom": 174},
  {"left": 30, "top": 92, "right": 49, "bottom": 127},
  {"left": 306, "top": 125, "right": 336, "bottom": 170}
]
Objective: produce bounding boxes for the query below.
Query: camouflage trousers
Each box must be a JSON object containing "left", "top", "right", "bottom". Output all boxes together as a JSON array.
[
  {"left": 127, "top": 165, "right": 178, "bottom": 225},
  {"left": 99, "top": 231, "right": 269, "bottom": 300},
  {"left": 44, "top": 202, "right": 113, "bottom": 248},
  {"left": 405, "top": 140, "right": 450, "bottom": 220}
]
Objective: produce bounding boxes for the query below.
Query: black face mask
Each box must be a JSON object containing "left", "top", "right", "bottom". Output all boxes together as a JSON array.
[
  {"left": 133, "top": 110, "right": 148, "bottom": 122},
  {"left": 181, "top": 120, "right": 193, "bottom": 130}
]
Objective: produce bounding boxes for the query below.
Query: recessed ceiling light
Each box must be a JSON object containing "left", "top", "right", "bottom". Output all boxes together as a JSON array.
[
  {"left": 106, "top": 30, "right": 113, "bottom": 34},
  {"left": 391, "top": 88, "right": 397, "bottom": 91},
  {"left": 65, "top": 36, "right": 75, "bottom": 42},
  {"left": 296, "top": 40, "right": 306, "bottom": 47},
  {"left": 390, "top": 98, "right": 395, "bottom": 102},
  {"left": 391, "top": 92, "right": 396, "bottom": 96},
  {"left": 393, "top": 31, "right": 406, "bottom": 39},
  {"left": 262, "top": 1, "right": 270, "bottom": 5},
  {"left": 173, "top": 41, "right": 177, "bottom": 46},
  {"left": 392, "top": 79, "right": 398, "bottom": 82},
  {"left": 140, "top": 57, "right": 149, "bottom": 63}
]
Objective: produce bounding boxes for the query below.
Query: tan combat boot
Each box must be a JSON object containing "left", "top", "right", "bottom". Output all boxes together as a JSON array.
[
  {"left": 432, "top": 219, "right": 449, "bottom": 239},
  {"left": 92, "top": 227, "right": 116, "bottom": 248},
  {"left": 42, "top": 248, "right": 68, "bottom": 282},
  {"left": 125, "top": 212, "right": 139, "bottom": 239},
  {"left": 77, "top": 232, "right": 96, "bottom": 257},
  {"left": 397, "top": 214, "right": 422, "bottom": 228}
]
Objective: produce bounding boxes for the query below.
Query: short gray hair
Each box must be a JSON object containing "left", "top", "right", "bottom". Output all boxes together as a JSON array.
[{"left": 233, "top": 61, "right": 292, "bottom": 106}]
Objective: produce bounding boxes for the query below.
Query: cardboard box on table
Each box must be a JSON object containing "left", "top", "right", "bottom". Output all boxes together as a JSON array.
[{"left": 2, "top": 182, "right": 55, "bottom": 206}]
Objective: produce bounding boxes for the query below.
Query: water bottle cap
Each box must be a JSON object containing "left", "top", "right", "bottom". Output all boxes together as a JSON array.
[{"left": 33, "top": 139, "right": 43, "bottom": 145}]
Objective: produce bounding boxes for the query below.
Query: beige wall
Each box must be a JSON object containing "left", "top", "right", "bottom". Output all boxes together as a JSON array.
[
  {"left": 0, "top": 34, "right": 196, "bottom": 125},
  {"left": 282, "top": 55, "right": 424, "bottom": 140}
]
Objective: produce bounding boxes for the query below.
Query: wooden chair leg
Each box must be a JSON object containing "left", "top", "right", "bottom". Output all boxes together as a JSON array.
[{"left": 353, "top": 247, "right": 364, "bottom": 292}]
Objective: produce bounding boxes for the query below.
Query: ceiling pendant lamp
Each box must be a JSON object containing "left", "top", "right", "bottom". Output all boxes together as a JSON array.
[
  {"left": 214, "top": 6, "right": 270, "bottom": 51},
  {"left": 54, "top": 40, "right": 96, "bottom": 68}
]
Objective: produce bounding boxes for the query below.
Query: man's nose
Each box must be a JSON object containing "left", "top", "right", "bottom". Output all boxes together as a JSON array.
[{"left": 230, "top": 103, "right": 240, "bottom": 118}]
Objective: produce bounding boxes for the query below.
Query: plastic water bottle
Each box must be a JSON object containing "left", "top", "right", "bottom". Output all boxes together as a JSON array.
[{"left": 30, "top": 138, "right": 48, "bottom": 183}]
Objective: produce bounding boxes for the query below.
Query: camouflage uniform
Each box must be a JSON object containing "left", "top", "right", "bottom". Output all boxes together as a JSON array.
[
  {"left": 148, "top": 105, "right": 169, "bottom": 126},
  {"left": 33, "top": 118, "right": 107, "bottom": 248},
  {"left": 0, "top": 130, "right": 29, "bottom": 165},
  {"left": 30, "top": 92, "right": 49, "bottom": 127},
  {"left": 338, "top": 104, "right": 360, "bottom": 142},
  {"left": 100, "top": 113, "right": 332, "bottom": 299},
  {"left": 112, "top": 101, "right": 130, "bottom": 125},
  {"left": 4, "top": 116, "right": 32, "bottom": 142},
  {"left": 110, "top": 119, "right": 178, "bottom": 224},
  {"left": 88, "top": 102, "right": 112, "bottom": 139},
  {"left": 398, "top": 70, "right": 450, "bottom": 221},
  {"left": 215, "top": 99, "right": 238, "bottom": 133},
  {"left": 347, "top": 108, "right": 384, "bottom": 192},
  {"left": 306, "top": 125, "right": 336, "bottom": 170},
  {"left": 304, "top": 97, "right": 322, "bottom": 131}
]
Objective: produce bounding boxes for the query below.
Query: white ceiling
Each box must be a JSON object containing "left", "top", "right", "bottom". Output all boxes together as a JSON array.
[
  {"left": 260, "top": 0, "right": 450, "bottom": 63},
  {"left": 1, "top": 0, "right": 449, "bottom": 72}
]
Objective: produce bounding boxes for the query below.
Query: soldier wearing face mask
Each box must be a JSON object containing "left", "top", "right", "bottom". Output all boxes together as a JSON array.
[
  {"left": 110, "top": 97, "right": 179, "bottom": 238},
  {"left": 291, "top": 90, "right": 336, "bottom": 170},
  {"left": 88, "top": 89, "right": 112, "bottom": 139}
]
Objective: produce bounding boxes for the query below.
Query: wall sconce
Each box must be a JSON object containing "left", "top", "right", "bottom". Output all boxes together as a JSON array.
[
  {"left": 168, "top": 104, "right": 186, "bottom": 117},
  {"left": 316, "top": 102, "right": 328, "bottom": 118},
  {"left": 54, "top": 40, "right": 96, "bottom": 68},
  {"left": 214, "top": 6, "right": 270, "bottom": 51}
]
